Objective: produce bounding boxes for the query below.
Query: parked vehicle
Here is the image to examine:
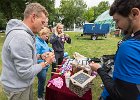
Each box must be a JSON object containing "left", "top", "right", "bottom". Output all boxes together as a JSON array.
[{"left": 82, "top": 23, "right": 110, "bottom": 40}]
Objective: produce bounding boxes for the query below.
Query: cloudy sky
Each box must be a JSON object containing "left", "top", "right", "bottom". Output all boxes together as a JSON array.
[{"left": 55, "top": 0, "right": 114, "bottom": 8}]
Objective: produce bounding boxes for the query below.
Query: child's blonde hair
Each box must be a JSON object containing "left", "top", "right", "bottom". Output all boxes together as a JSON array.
[{"left": 54, "top": 23, "right": 64, "bottom": 35}]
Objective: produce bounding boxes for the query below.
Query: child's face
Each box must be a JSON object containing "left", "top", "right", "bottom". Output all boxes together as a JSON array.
[{"left": 57, "top": 25, "right": 63, "bottom": 34}]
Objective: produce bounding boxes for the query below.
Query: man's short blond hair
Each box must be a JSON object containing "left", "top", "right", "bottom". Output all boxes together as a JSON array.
[
  {"left": 24, "top": 3, "right": 48, "bottom": 18},
  {"left": 38, "top": 27, "right": 50, "bottom": 36}
]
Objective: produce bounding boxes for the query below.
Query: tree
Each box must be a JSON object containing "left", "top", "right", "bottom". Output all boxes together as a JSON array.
[
  {"left": 94, "top": 1, "right": 110, "bottom": 21},
  {"left": 54, "top": 8, "right": 62, "bottom": 24},
  {"left": 0, "top": 0, "right": 26, "bottom": 21},
  {"left": 59, "top": 0, "right": 87, "bottom": 30},
  {"left": 0, "top": 0, "right": 56, "bottom": 28},
  {"left": 0, "top": 13, "right": 7, "bottom": 29},
  {"left": 82, "top": 8, "right": 94, "bottom": 22},
  {"left": 82, "top": 1, "right": 110, "bottom": 23},
  {"left": 45, "top": 0, "right": 55, "bottom": 26},
  {"left": 0, "top": 0, "right": 27, "bottom": 29}
]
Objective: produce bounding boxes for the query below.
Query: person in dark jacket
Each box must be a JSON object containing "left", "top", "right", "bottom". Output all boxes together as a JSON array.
[
  {"left": 50, "top": 23, "right": 71, "bottom": 75},
  {"left": 89, "top": 0, "right": 140, "bottom": 100}
]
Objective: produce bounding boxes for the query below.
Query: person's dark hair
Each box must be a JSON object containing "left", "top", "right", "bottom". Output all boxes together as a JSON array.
[{"left": 109, "top": 0, "right": 140, "bottom": 17}]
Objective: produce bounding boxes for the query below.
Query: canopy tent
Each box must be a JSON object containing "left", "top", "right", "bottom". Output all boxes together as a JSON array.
[{"left": 94, "top": 10, "right": 116, "bottom": 32}]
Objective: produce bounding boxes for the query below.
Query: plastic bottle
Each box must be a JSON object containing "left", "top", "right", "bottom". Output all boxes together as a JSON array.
[{"left": 64, "top": 71, "right": 71, "bottom": 88}]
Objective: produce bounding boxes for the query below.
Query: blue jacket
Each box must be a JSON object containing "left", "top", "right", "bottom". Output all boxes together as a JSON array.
[
  {"left": 114, "top": 38, "right": 140, "bottom": 84},
  {"left": 101, "top": 34, "right": 140, "bottom": 99},
  {"left": 36, "top": 35, "right": 52, "bottom": 69}
]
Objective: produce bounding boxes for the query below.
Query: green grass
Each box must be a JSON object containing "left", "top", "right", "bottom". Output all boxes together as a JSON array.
[{"left": 0, "top": 32, "right": 120, "bottom": 100}]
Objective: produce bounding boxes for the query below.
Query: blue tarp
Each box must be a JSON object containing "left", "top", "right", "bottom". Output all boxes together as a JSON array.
[{"left": 83, "top": 23, "right": 110, "bottom": 34}]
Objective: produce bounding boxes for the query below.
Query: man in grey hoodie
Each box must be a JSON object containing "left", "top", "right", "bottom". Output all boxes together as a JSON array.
[{"left": 0, "top": 3, "right": 54, "bottom": 100}]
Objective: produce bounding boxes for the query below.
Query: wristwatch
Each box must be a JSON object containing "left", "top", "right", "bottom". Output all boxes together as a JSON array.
[{"left": 44, "top": 61, "right": 48, "bottom": 66}]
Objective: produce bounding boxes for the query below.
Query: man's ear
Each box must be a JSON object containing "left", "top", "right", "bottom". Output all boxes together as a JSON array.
[
  {"left": 130, "top": 8, "right": 140, "bottom": 20},
  {"left": 31, "top": 13, "right": 36, "bottom": 23}
]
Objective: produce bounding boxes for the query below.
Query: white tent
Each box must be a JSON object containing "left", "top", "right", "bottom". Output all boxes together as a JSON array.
[{"left": 94, "top": 10, "right": 116, "bottom": 32}]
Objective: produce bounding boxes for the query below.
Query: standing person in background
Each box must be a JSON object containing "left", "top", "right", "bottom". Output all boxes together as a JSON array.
[
  {"left": 50, "top": 23, "right": 71, "bottom": 75},
  {"left": 89, "top": 0, "right": 140, "bottom": 100},
  {"left": 1, "top": 3, "right": 54, "bottom": 100},
  {"left": 43, "top": 19, "right": 52, "bottom": 44},
  {"left": 36, "top": 27, "right": 53, "bottom": 100}
]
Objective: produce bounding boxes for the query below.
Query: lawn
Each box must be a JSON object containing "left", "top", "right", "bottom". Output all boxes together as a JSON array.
[{"left": 0, "top": 32, "right": 120, "bottom": 100}]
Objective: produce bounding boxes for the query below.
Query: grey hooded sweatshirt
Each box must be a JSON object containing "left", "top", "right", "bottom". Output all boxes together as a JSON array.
[{"left": 1, "top": 19, "right": 42, "bottom": 92}]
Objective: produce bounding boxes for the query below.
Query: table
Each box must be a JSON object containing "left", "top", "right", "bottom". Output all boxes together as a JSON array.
[{"left": 45, "top": 71, "right": 92, "bottom": 100}]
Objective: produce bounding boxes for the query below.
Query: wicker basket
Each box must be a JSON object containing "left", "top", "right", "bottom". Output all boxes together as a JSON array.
[{"left": 69, "top": 80, "right": 92, "bottom": 97}]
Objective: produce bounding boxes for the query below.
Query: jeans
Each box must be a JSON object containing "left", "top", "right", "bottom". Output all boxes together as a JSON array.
[
  {"left": 54, "top": 51, "right": 64, "bottom": 65},
  {"left": 37, "top": 68, "right": 48, "bottom": 98}
]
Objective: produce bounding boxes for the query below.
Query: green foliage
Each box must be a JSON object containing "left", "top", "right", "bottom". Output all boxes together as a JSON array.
[
  {"left": 0, "top": 0, "right": 26, "bottom": 20},
  {"left": 59, "top": 0, "right": 87, "bottom": 28},
  {"left": 54, "top": 8, "right": 62, "bottom": 24},
  {"left": 65, "top": 32, "right": 118, "bottom": 58},
  {"left": 0, "top": 0, "right": 55, "bottom": 27},
  {"left": 82, "top": 8, "right": 94, "bottom": 22},
  {"left": 82, "top": 1, "right": 110, "bottom": 23},
  {"left": 0, "top": 34, "right": 6, "bottom": 99},
  {"left": 93, "top": 1, "right": 110, "bottom": 21},
  {"left": 0, "top": 13, "right": 6, "bottom": 29}
]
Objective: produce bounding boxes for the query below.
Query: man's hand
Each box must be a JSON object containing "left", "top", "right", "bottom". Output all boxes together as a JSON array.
[
  {"left": 89, "top": 61, "right": 101, "bottom": 72},
  {"left": 44, "top": 52, "right": 55, "bottom": 64},
  {"left": 41, "top": 52, "right": 50, "bottom": 60},
  {"left": 58, "top": 33, "right": 64, "bottom": 37}
]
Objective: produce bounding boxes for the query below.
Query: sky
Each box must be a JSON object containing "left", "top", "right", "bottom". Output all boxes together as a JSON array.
[{"left": 55, "top": 0, "right": 114, "bottom": 8}]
